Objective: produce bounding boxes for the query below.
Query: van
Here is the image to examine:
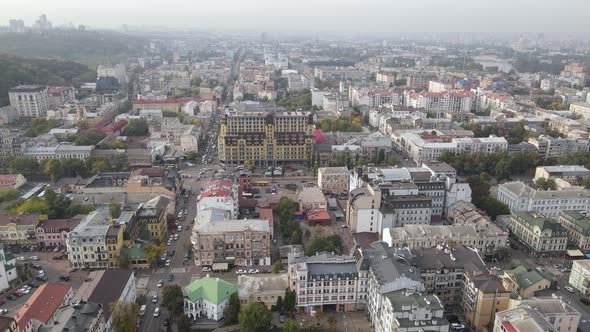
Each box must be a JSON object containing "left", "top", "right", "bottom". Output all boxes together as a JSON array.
[{"left": 139, "top": 305, "right": 147, "bottom": 316}]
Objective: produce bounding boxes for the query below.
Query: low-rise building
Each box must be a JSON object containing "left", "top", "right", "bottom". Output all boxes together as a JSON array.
[
  {"left": 569, "top": 259, "right": 590, "bottom": 295},
  {"left": 14, "top": 283, "right": 74, "bottom": 332},
  {"left": 317, "top": 167, "right": 349, "bottom": 194},
  {"left": 0, "top": 214, "right": 40, "bottom": 245},
  {"left": 0, "top": 174, "right": 26, "bottom": 189},
  {"left": 238, "top": 274, "right": 289, "bottom": 310},
  {"left": 501, "top": 266, "right": 552, "bottom": 299},
  {"left": 528, "top": 135, "right": 589, "bottom": 159},
  {"left": 558, "top": 211, "right": 590, "bottom": 251},
  {"left": 66, "top": 210, "right": 114, "bottom": 269},
  {"left": 386, "top": 290, "right": 449, "bottom": 332},
  {"left": 23, "top": 143, "right": 94, "bottom": 161},
  {"left": 298, "top": 187, "right": 327, "bottom": 211},
  {"left": 184, "top": 276, "right": 239, "bottom": 321},
  {"left": 534, "top": 165, "right": 590, "bottom": 185},
  {"left": 497, "top": 181, "right": 590, "bottom": 218},
  {"left": 288, "top": 252, "right": 368, "bottom": 313},
  {"left": 508, "top": 212, "right": 568, "bottom": 254},
  {"left": 35, "top": 216, "right": 83, "bottom": 248}
]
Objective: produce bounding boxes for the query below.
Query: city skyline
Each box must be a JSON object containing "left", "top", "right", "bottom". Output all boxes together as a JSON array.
[{"left": 2, "top": 0, "right": 590, "bottom": 34}]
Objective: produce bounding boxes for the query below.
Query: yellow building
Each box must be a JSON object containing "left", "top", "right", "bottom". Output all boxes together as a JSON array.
[
  {"left": 135, "top": 196, "right": 168, "bottom": 243},
  {"left": 0, "top": 214, "right": 41, "bottom": 245},
  {"left": 106, "top": 225, "right": 124, "bottom": 268},
  {"left": 133, "top": 99, "right": 184, "bottom": 113},
  {"left": 218, "top": 110, "right": 315, "bottom": 166},
  {"left": 463, "top": 274, "right": 511, "bottom": 331},
  {"left": 500, "top": 266, "right": 552, "bottom": 299}
]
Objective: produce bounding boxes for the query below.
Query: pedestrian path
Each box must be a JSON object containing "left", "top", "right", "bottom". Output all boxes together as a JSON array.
[{"left": 171, "top": 267, "right": 186, "bottom": 273}]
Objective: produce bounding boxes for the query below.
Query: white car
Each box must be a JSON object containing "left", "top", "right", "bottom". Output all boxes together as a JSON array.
[
  {"left": 16, "top": 257, "right": 26, "bottom": 261},
  {"left": 18, "top": 287, "right": 30, "bottom": 294},
  {"left": 152, "top": 294, "right": 158, "bottom": 303},
  {"left": 202, "top": 267, "right": 211, "bottom": 272},
  {"left": 174, "top": 234, "right": 179, "bottom": 241},
  {"left": 565, "top": 286, "right": 575, "bottom": 293},
  {"left": 165, "top": 259, "right": 171, "bottom": 267},
  {"left": 153, "top": 307, "right": 160, "bottom": 317},
  {"left": 0, "top": 309, "right": 7, "bottom": 315},
  {"left": 38, "top": 270, "right": 45, "bottom": 276},
  {"left": 30, "top": 256, "right": 39, "bottom": 261},
  {"left": 166, "top": 241, "right": 172, "bottom": 246},
  {"left": 157, "top": 279, "right": 164, "bottom": 288},
  {"left": 236, "top": 269, "right": 246, "bottom": 274}
]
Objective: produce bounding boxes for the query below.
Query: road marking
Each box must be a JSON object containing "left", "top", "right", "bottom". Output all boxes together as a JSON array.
[
  {"left": 171, "top": 267, "right": 186, "bottom": 273},
  {"left": 148, "top": 290, "right": 157, "bottom": 297}
]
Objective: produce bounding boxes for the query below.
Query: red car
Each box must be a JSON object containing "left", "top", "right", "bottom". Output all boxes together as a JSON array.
[
  {"left": 0, "top": 299, "right": 6, "bottom": 305},
  {"left": 12, "top": 291, "right": 22, "bottom": 297}
]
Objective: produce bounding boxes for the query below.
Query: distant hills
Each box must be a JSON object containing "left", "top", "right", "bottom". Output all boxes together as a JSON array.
[
  {"left": 0, "top": 54, "right": 96, "bottom": 106},
  {"left": 0, "top": 30, "right": 146, "bottom": 67}
]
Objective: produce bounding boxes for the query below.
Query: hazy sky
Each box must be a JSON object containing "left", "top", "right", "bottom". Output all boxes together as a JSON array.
[{"left": 2, "top": 0, "right": 589, "bottom": 33}]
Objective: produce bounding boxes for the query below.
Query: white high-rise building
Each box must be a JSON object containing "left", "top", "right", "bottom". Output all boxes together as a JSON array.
[{"left": 8, "top": 85, "right": 50, "bottom": 117}]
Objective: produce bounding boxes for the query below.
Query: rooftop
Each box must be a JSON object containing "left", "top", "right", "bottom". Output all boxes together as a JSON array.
[
  {"left": 14, "top": 283, "right": 72, "bottom": 331},
  {"left": 0, "top": 214, "right": 39, "bottom": 226},
  {"left": 195, "top": 218, "right": 269, "bottom": 233},
  {"left": 238, "top": 274, "right": 289, "bottom": 297},
  {"left": 87, "top": 269, "right": 133, "bottom": 321},
  {"left": 184, "top": 276, "right": 239, "bottom": 304}
]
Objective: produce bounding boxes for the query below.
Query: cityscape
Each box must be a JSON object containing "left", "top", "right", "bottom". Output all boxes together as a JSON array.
[{"left": 1, "top": 3, "right": 590, "bottom": 332}]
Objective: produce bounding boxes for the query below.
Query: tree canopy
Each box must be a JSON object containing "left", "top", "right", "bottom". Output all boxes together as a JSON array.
[
  {"left": 9, "top": 157, "right": 39, "bottom": 177},
  {"left": 122, "top": 118, "right": 149, "bottom": 136},
  {"left": 162, "top": 284, "right": 184, "bottom": 315},
  {"left": 239, "top": 302, "right": 272, "bottom": 332},
  {"left": 305, "top": 235, "right": 343, "bottom": 256},
  {"left": 73, "top": 129, "right": 106, "bottom": 146},
  {"left": 223, "top": 292, "right": 240, "bottom": 325},
  {"left": 110, "top": 301, "right": 139, "bottom": 332},
  {"left": 317, "top": 117, "right": 362, "bottom": 132}
]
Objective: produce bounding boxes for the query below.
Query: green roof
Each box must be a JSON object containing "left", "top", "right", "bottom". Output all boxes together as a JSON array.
[
  {"left": 184, "top": 277, "right": 238, "bottom": 305},
  {"left": 4, "top": 264, "right": 15, "bottom": 271},
  {"left": 506, "top": 265, "right": 551, "bottom": 289},
  {"left": 122, "top": 245, "right": 146, "bottom": 259},
  {"left": 4, "top": 253, "right": 15, "bottom": 262},
  {"left": 512, "top": 211, "right": 565, "bottom": 233},
  {"left": 560, "top": 211, "right": 590, "bottom": 234}
]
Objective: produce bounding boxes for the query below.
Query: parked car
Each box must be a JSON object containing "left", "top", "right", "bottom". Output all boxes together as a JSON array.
[
  {"left": 581, "top": 297, "right": 590, "bottom": 305},
  {"left": 6, "top": 295, "right": 16, "bottom": 301},
  {"left": 165, "top": 259, "right": 171, "bottom": 267},
  {"left": 38, "top": 270, "right": 45, "bottom": 277},
  {"left": 12, "top": 291, "right": 22, "bottom": 298},
  {"left": 0, "top": 299, "right": 6, "bottom": 306},
  {"left": 202, "top": 266, "right": 211, "bottom": 272},
  {"left": 35, "top": 276, "right": 48, "bottom": 282},
  {"left": 18, "top": 288, "right": 29, "bottom": 294},
  {"left": 157, "top": 280, "right": 164, "bottom": 288},
  {"left": 16, "top": 256, "right": 25, "bottom": 261},
  {"left": 30, "top": 256, "right": 39, "bottom": 261},
  {"left": 59, "top": 275, "right": 71, "bottom": 281},
  {"left": 27, "top": 282, "right": 38, "bottom": 288},
  {"left": 0, "top": 309, "right": 7, "bottom": 315},
  {"left": 565, "top": 286, "right": 575, "bottom": 293}
]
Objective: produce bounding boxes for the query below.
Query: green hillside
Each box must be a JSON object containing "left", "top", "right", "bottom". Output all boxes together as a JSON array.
[
  {"left": 0, "top": 54, "right": 96, "bottom": 106},
  {"left": 0, "top": 30, "right": 145, "bottom": 67}
]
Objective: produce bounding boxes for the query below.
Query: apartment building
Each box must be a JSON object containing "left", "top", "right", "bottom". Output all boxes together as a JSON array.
[
  {"left": 500, "top": 266, "right": 552, "bottom": 299},
  {"left": 383, "top": 221, "right": 509, "bottom": 256},
  {"left": 218, "top": 110, "right": 314, "bottom": 166},
  {"left": 35, "top": 217, "right": 83, "bottom": 248},
  {"left": 0, "top": 244, "right": 18, "bottom": 293},
  {"left": 8, "top": 85, "right": 50, "bottom": 117},
  {"left": 548, "top": 117, "right": 584, "bottom": 136},
  {"left": 379, "top": 194, "right": 433, "bottom": 228},
  {"left": 376, "top": 72, "right": 396, "bottom": 85},
  {"left": 558, "top": 211, "right": 590, "bottom": 250},
  {"left": 496, "top": 181, "right": 590, "bottom": 218},
  {"left": 133, "top": 195, "right": 168, "bottom": 242},
  {"left": 288, "top": 252, "right": 368, "bottom": 313},
  {"left": 317, "top": 167, "right": 349, "bottom": 194},
  {"left": 528, "top": 135, "right": 589, "bottom": 159},
  {"left": 508, "top": 212, "right": 568, "bottom": 254},
  {"left": 0, "top": 214, "right": 40, "bottom": 245},
  {"left": 569, "top": 259, "right": 590, "bottom": 295},
  {"left": 534, "top": 165, "right": 590, "bottom": 185},
  {"left": 561, "top": 63, "right": 587, "bottom": 81},
  {"left": 570, "top": 102, "right": 590, "bottom": 120},
  {"left": 405, "top": 91, "right": 474, "bottom": 112},
  {"left": 387, "top": 290, "right": 449, "bottom": 332},
  {"left": 311, "top": 89, "right": 331, "bottom": 107},
  {"left": 66, "top": 210, "right": 115, "bottom": 269},
  {"left": 47, "top": 86, "right": 75, "bottom": 107},
  {"left": 396, "top": 132, "right": 507, "bottom": 164},
  {"left": 191, "top": 216, "right": 271, "bottom": 267},
  {"left": 86, "top": 269, "right": 136, "bottom": 332},
  {"left": 0, "top": 106, "right": 19, "bottom": 125},
  {"left": 463, "top": 274, "right": 511, "bottom": 331},
  {"left": 298, "top": 187, "right": 327, "bottom": 211},
  {"left": 406, "top": 72, "right": 437, "bottom": 89}
]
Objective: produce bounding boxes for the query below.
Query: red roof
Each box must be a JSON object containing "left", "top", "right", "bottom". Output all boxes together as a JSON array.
[
  {"left": 313, "top": 129, "right": 326, "bottom": 144},
  {"left": 501, "top": 322, "right": 518, "bottom": 332},
  {"left": 199, "top": 189, "right": 232, "bottom": 199},
  {"left": 305, "top": 209, "right": 331, "bottom": 221},
  {"left": 0, "top": 175, "right": 17, "bottom": 183},
  {"left": 15, "top": 283, "right": 71, "bottom": 330},
  {"left": 47, "top": 86, "right": 72, "bottom": 95},
  {"left": 134, "top": 97, "right": 214, "bottom": 105},
  {"left": 259, "top": 208, "right": 273, "bottom": 222}
]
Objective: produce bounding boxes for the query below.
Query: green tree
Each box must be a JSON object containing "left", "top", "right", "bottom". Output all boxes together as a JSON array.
[
  {"left": 277, "top": 197, "right": 296, "bottom": 224},
  {"left": 377, "top": 149, "right": 385, "bottom": 164},
  {"left": 239, "top": 302, "right": 272, "bottom": 332},
  {"left": 284, "top": 319, "right": 299, "bottom": 332},
  {"left": 119, "top": 100, "right": 132, "bottom": 114},
  {"left": 91, "top": 159, "right": 110, "bottom": 174},
  {"left": 273, "top": 296, "right": 283, "bottom": 312},
  {"left": 534, "top": 177, "right": 557, "bottom": 190},
  {"left": 9, "top": 197, "right": 49, "bottom": 215},
  {"left": 474, "top": 197, "right": 510, "bottom": 220},
  {"left": 111, "top": 139, "right": 127, "bottom": 149},
  {"left": 282, "top": 288, "right": 296, "bottom": 314},
  {"left": 162, "top": 284, "right": 184, "bottom": 315},
  {"left": 305, "top": 235, "right": 343, "bottom": 256},
  {"left": 582, "top": 177, "right": 590, "bottom": 189},
  {"left": 110, "top": 301, "right": 139, "bottom": 332},
  {"left": 186, "top": 151, "right": 197, "bottom": 161},
  {"left": 272, "top": 260, "right": 282, "bottom": 274},
  {"left": 0, "top": 188, "right": 19, "bottom": 203},
  {"left": 10, "top": 156, "right": 39, "bottom": 177},
  {"left": 494, "top": 160, "right": 512, "bottom": 181},
  {"left": 44, "top": 189, "right": 73, "bottom": 219},
  {"left": 122, "top": 118, "right": 149, "bottom": 136},
  {"left": 223, "top": 292, "right": 240, "bottom": 325},
  {"left": 177, "top": 315, "right": 192, "bottom": 332},
  {"left": 109, "top": 200, "right": 122, "bottom": 219},
  {"left": 111, "top": 154, "right": 129, "bottom": 171},
  {"left": 145, "top": 243, "right": 166, "bottom": 265},
  {"left": 44, "top": 159, "right": 64, "bottom": 182},
  {"left": 62, "top": 158, "right": 89, "bottom": 177},
  {"left": 74, "top": 129, "right": 106, "bottom": 145}
]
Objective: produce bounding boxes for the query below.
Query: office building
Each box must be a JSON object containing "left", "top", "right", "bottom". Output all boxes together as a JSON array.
[
  {"left": 317, "top": 167, "right": 349, "bottom": 194},
  {"left": 505, "top": 297, "right": 581, "bottom": 332},
  {"left": 558, "top": 211, "right": 590, "bottom": 251},
  {"left": 569, "top": 260, "right": 590, "bottom": 295},
  {"left": 534, "top": 165, "right": 590, "bottom": 185},
  {"left": 218, "top": 110, "right": 314, "bottom": 166},
  {"left": 8, "top": 85, "right": 50, "bottom": 117},
  {"left": 528, "top": 135, "right": 589, "bottom": 159}
]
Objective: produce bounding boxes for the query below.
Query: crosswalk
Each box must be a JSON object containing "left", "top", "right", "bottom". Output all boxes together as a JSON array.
[
  {"left": 155, "top": 267, "right": 187, "bottom": 274},
  {"left": 147, "top": 290, "right": 157, "bottom": 298}
]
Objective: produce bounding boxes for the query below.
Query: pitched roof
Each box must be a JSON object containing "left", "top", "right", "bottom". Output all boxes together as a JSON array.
[
  {"left": 184, "top": 277, "right": 238, "bottom": 304},
  {"left": 14, "top": 283, "right": 72, "bottom": 330},
  {"left": 0, "top": 214, "right": 39, "bottom": 226},
  {"left": 87, "top": 269, "right": 133, "bottom": 321}
]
